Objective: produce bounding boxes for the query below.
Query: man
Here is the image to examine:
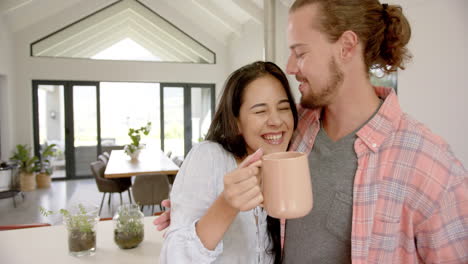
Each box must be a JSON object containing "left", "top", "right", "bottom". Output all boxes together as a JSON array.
[
  {"left": 282, "top": 0, "right": 467, "bottom": 263},
  {"left": 155, "top": 0, "right": 468, "bottom": 263}
]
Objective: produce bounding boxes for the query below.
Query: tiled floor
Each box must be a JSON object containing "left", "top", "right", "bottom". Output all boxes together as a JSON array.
[{"left": 0, "top": 179, "right": 163, "bottom": 226}]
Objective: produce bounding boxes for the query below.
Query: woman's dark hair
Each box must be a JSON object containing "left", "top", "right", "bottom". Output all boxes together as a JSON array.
[
  {"left": 290, "top": 0, "right": 412, "bottom": 75},
  {"left": 205, "top": 61, "right": 297, "bottom": 263}
]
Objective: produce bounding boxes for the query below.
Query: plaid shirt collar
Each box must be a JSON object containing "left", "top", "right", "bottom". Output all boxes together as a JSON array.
[{"left": 292, "top": 86, "right": 401, "bottom": 153}]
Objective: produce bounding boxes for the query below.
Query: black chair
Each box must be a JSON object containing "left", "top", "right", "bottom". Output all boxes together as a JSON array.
[{"left": 90, "top": 161, "right": 132, "bottom": 215}]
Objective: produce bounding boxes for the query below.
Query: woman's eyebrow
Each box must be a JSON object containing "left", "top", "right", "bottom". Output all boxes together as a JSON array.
[{"left": 249, "top": 103, "right": 266, "bottom": 110}]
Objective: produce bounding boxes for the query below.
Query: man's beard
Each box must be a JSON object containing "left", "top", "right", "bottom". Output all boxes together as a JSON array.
[{"left": 300, "top": 57, "right": 344, "bottom": 109}]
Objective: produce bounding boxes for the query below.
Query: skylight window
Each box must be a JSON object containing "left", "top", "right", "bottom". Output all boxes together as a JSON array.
[{"left": 31, "top": 0, "right": 215, "bottom": 63}]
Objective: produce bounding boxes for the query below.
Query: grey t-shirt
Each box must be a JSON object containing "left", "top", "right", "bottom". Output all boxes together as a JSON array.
[
  {"left": 283, "top": 125, "right": 357, "bottom": 264},
  {"left": 283, "top": 100, "right": 383, "bottom": 263}
]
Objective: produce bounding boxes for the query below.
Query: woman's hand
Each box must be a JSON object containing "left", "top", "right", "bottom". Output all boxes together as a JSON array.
[{"left": 222, "top": 148, "right": 264, "bottom": 212}]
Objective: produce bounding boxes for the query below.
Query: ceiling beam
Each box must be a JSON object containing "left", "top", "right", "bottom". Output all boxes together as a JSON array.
[
  {"left": 232, "top": 0, "right": 263, "bottom": 24},
  {"left": 0, "top": 0, "right": 32, "bottom": 14},
  {"left": 192, "top": 0, "right": 242, "bottom": 36}
]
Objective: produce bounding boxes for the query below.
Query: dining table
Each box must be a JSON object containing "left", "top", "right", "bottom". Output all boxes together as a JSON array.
[
  {"left": 104, "top": 149, "right": 179, "bottom": 178},
  {"left": 0, "top": 216, "right": 164, "bottom": 263}
]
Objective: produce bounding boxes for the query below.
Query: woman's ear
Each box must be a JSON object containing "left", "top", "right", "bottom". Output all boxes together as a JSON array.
[{"left": 236, "top": 119, "right": 242, "bottom": 134}]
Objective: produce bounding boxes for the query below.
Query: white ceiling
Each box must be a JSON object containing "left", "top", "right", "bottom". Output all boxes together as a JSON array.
[
  {"left": 0, "top": 0, "right": 426, "bottom": 46},
  {"left": 0, "top": 0, "right": 294, "bottom": 45}
]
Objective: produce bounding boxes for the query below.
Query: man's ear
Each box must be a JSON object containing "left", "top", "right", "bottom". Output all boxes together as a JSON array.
[{"left": 338, "top": 30, "right": 358, "bottom": 61}]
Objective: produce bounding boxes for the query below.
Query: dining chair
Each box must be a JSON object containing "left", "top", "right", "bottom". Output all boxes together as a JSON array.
[
  {"left": 102, "top": 152, "right": 110, "bottom": 160},
  {"left": 90, "top": 160, "right": 132, "bottom": 215},
  {"left": 98, "top": 154, "right": 108, "bottom": 165},
  {"left": 0, "top": 223, "right": 51, "bottom": 231},
  {"left": 132, "top": 174, "right": 170, "bottom": 215}
]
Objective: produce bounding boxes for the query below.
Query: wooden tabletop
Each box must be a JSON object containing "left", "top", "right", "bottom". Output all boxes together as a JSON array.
[
  {"left": 0, "top": 216, "right": 164, "bottom": 264},
  {"left": 104, "top": 149, "right": 179, "bottom": 178}
]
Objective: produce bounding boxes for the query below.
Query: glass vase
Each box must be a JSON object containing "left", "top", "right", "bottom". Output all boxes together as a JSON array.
[
  {"left": 64, "top": 203, "right": 99, "bottom": 257},
  {"left": 113, "top": 204, "right": 145, "bottom": 249}
]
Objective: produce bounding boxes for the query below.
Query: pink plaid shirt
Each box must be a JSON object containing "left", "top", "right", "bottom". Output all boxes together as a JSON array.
[{"left": 282, "top": 87, "right": 468, "bottom": 263}]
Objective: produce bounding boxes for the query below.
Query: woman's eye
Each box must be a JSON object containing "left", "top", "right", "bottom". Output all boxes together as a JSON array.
[
  {"left": 279, "top": 107, "right": 291, "bottom": 111},
  {"left": 254, "top": 110, "right": 266, "bottom": 114}
]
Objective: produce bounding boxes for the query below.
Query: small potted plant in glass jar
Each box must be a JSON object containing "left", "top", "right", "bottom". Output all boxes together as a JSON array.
[
  {"left": 113, "top": 204, "right": 145, "bottom": 249},
  {"left": 40, "top": 203, "right": 99, "bottom": 256}
]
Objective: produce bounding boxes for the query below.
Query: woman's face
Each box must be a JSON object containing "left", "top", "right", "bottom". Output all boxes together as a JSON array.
[{"left": 237, "top": 75, "right": 294, "bottom": 156}]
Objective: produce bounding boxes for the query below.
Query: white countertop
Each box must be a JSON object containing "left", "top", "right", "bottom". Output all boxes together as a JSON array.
[{"left": 0, "top": 216, "right": 164, "bottom": 264}]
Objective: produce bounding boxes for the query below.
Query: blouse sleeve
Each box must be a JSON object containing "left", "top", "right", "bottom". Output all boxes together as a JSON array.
[{"left": 159, "top": 142, "right": 230, "bottom": 263}]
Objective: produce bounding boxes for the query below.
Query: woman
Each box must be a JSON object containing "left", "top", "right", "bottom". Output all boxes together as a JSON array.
[{"left": 159, "top": 61, "right": 298, "bottom": 263}]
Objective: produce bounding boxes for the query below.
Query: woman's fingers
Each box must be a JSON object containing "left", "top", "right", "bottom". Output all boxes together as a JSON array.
[
  {"left": 239, "top": 148, "right": 263, "bottom": 168},
  {"left": 239, "top": 192, "right": 264, "bottom": 211},
  {"left": 223, "top": 150, "right": 264, "bottom": 212},
  {"left": 224, "top": 160, "right": 262, "bottom": 185},
  {"left": 224, "top": 177, "right": 263, "bottom": 211}
]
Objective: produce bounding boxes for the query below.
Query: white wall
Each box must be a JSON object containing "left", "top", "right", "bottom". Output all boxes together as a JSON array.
[
  {"left": 274, "top": 1, "right": 301, "bottom": 101},
  {"left": 0, "top": 14, "right": 14, "bottom": 160},
  {"left": 227, "top": 20, "right": 264, "bottom": 74},
  {"left": 396, "top": 0, "right": 468, "bottom": 166},
  {"left": 11, "top": 0, "right": 229, "bottom": 149},
  {"left": 274, "top": 0, "right": 468, "bottom": 167}
]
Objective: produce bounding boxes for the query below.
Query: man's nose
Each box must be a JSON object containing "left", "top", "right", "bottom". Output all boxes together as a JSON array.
[{"left": 286, "top": 54, "right": 298, "bottom": 75}]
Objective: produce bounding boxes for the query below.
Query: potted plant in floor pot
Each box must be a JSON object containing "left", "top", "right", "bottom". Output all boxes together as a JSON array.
[
  {"left": 113, "top": 204, "right": 145, "bottom": 249},
  {"left": 10, "top": 144, "right": 39, "bottom": 191},
  {"left": 124, "top": 122, "right": 151, "bottom": 160},
  {"left": 40, "top": 203, "right": 99, "bottom": 256},
  {"left": 36, "top": 143, "right": 57, "bottom": 188}
]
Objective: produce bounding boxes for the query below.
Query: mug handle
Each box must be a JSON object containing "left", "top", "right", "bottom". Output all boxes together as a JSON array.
[{"left": 259, "top": 166, "right": 264, "bottom": 208}]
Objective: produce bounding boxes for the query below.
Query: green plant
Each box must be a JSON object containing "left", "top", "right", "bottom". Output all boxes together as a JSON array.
[
  {"left": 40, "top": 204, "right": 98, "bottom": 254},
  {"left": 114, "top": 204, "right": 144, "bottom": 249},
  {"left": 40, "top": 204, "right": 96, "bottom": 233},
  {"left": 115, "top": 214, "right": 143, "bottom": 235},
  {"left": 124, "top": 122, "right": 152, "bottom": 155},
  {"left": 38, "top": 143, "right": 57, "bottom": 175},
  {"left": 10, "top": 144, "right": 39, "bottom": 173}
]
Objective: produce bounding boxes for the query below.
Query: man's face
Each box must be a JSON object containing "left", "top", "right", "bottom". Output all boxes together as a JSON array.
[{"left": 286, "top": 4, "right": 343, "bottom": 109}]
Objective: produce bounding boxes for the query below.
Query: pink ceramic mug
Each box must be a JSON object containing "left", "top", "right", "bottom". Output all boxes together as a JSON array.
[{"left": 261, "top": 151, "right": 313, "bottom": 219}]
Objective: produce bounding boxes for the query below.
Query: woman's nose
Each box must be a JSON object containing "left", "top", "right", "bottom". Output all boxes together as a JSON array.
[{"left": 267, "top": 111, "right": 282, "bottom": 126}]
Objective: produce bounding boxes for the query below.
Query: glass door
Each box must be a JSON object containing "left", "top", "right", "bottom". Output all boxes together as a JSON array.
[
  {"left": 34, "top": 81, "right": 215, "bottom": 179},
  {"left": 160, "top": 83, "right": 215, "bottom": 157},
  {"left": 33, "top": 81, "right": 99, "bottom": 179},
  {"left": 71, "top": 83, "right": 99, "bottom": 178},
  {"left": 161, "top": 85, "right": 186, "bottom": 157},
  {"left": 99, "top": 82, "right": 161, "bottom": 152},
  {"left": 33, "top": 82, "right": 67, "bottom": 179}
]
